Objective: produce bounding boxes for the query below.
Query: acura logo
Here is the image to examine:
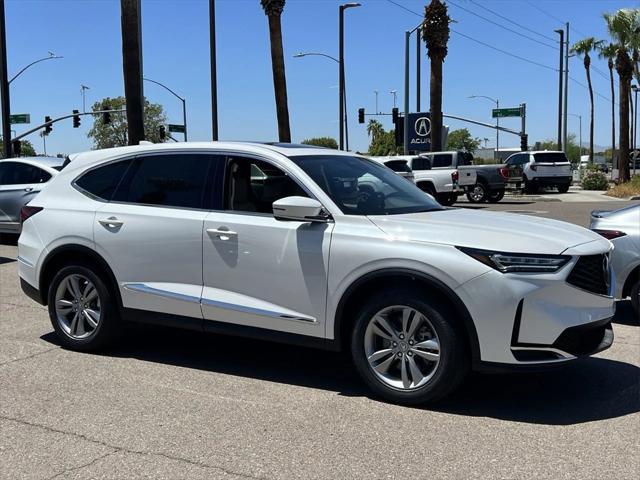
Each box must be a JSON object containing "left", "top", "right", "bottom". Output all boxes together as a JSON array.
[{"left": 415, "top": 117, "right": 431, "bottom": 137}]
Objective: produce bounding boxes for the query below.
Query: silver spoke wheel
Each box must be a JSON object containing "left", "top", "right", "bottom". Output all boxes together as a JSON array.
[
  {"left": 469, "top": 185, "right": 485, "bottom": 202},
  {"left": 55, "top": 274, "right": 101, "bottom": 339},
  {"left": 364, "top": 305, "right": 441, "bottom": 390}
]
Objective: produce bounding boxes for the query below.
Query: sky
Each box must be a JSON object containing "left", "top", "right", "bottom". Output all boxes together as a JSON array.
[{"left": 4, "top": 0, "right": 635, "bottom": 156}]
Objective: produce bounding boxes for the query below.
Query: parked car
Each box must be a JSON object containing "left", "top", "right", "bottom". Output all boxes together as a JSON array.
[
  {"left": 506, "top": 151, "right": 572, "bottom": 193},
  {"left": 0, "top": 156, "right": 65, "bottom": 234},
  {"left": 579, "top": 155, "right": 609, "bottom": 173},
  {"left": 370, "top": 157, "right": 416, "bottom": 183},
  {"left": 19, "top": 142, "right": 615, "bottom": 405},
  {"left": 590, "top": 204, "right": 640, "bottom": 316}
]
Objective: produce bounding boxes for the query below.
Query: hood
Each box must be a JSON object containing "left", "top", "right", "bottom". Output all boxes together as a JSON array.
[{"left": 368, "top": 208, "right": 610, "bottom": 255}]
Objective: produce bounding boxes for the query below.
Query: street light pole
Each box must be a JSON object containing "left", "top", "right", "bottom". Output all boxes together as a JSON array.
[
  {"left": 469, "top": 95, "right": 499, "bottom": 154},
  {"left": 9, "top": 53, "right": 63, "bottom": 85},
  {"left": 569, "top": 113, "right": 582, "bottom": 157},
  {"left": 143, "top": 77, "right": 188, "bottom": 141},
  {"left": 209, "top": 0, "right": 218, "bottom": 141},
  {"left": 339, "top": 3, "right": 360, "bottom": 150},
  {"left": 390, "top": 90, "right": 397, "bottom": 108},
  {"left": 632, "top": 84, "right": 638, "bottom": 151},
  {"left": 563, "top": 22, "right": 570, "bottom": 153},
  {"left": 554, "top": 29, "right": 564, "bottom": 151},
  {"left": 0, "top": 0, "right": 11, "bottom": 158}
]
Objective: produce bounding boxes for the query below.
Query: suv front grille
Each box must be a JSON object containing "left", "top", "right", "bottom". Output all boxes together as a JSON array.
[{"left": 566, "top": 254, "right": 610, "bottom": 296}]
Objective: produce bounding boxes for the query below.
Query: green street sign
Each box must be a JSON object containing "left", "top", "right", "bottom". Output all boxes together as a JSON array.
[
  {"left": 9, "top": 113, "right": 30, "bottom": 124},
  {"left": 492, "top": 107, "right": 521, "bottom": 118},
  {"left": 168, "top": 124, "right": 185, "bottom": 133}
]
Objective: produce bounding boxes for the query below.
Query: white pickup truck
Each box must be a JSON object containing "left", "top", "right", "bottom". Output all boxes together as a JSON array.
[
  {"left": 505, "top": 151, "right": 572, "bottom": 193},
  {"left": 371, "top": 154, "right": 477, "bottom": 206}
]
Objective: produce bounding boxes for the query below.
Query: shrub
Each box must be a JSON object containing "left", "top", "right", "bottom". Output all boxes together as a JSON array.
[
  {"left": 581, "top": 171, "right": 609, "bottom": 190},
  {"left": 607, "top": 174, "right": 640, "bottom": 198},
  {"left": 301, "top": 137, "right": 338, "bottom": 149}
]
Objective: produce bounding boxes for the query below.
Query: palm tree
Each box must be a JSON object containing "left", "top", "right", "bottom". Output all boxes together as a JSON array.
[
  {"left": 422, "top": 0, "right": 450, "bottom": 152},
  {"left": 260, "top": 0, "right": 291, "bottom": 142},
  {"left": 366, "top": 119, "right": 384, "bottom": 141},
  {"left": 598, "top": 42, "right": 618, "bottom": 157},
  {"left": 604, "top": 8, "right": 640, "bottom": 182},
  {"left": 571, "top": 38, "right": 603, "bottom": 163}
]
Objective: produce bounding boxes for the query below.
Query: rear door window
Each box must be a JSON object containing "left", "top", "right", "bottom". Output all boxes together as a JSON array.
[
  {"left": 0, "top": 162, "right": 51, "bottom": 185},
  {"left": 75, "top": 159, "right": 132, "bottom": 201},
  {"left": 114, "top": 154, "right": 213, "bottom": 209},
  {"left": 432, "top": 154, "right": 453, "bottom": 168},
  {"left": 411, "top": 157, "right": 431, "bottom": 170}
]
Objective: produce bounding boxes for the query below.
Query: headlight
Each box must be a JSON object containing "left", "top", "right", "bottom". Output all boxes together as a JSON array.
[{"left": 457, "top": 247, "right": 571, "bottom": 273}]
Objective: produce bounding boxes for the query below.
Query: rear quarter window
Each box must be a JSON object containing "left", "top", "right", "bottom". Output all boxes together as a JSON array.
[
  {"left": 384, "top": 160, "right": 411, "bottom": 173},
  {"left": 75, "top": 159, "right": 132, "bottom": 201}
]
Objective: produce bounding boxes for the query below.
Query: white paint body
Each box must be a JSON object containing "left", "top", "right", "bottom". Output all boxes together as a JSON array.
[{"left": 18, "top": 142, "right": 615, "bottom": 367}]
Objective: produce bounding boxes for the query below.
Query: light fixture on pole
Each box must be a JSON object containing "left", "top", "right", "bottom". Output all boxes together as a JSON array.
[
  {"left": 81, "top": 84, "right": 90, "bottom": 113},
  {"left": 143, "top": 77, "right": 188, "bottom": 141},
  {"left": 568, "top": 113, "right": 582, "bottom": 158},
  {"left": 339, "top": 2, "right": 361, "bottom": 150}
]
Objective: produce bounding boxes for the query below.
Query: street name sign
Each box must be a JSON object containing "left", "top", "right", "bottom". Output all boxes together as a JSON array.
[
  {"left": 168, "top": 124, "right": 186, "bottom": 133},
  {"left": 492, "top": 107, "right": 521, "bottom": 118},
  {"left": 9, "top": 113, "right": 30, "bottom": 124}
]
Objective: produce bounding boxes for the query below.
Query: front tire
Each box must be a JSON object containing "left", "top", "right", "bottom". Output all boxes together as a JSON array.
[
  {"left": 557, "top": 183, "right": 570, "bottom": 193},
  {"left": 351, "top": 289, "right": 469, "bottom": 405},
  {"left": 47, "top": 264, "right": 119, "bottom": 351},
  {"left": 631, "top": 279, "right": 640, "bottom": 318},
  {"left": 436, "top": 193, "right": 457, "bottom": 206}
]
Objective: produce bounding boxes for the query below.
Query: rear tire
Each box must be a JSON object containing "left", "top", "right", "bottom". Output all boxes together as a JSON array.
[
  {"left": 466, "top": 183, "right": 488, "bottom": 203},
  {"left": 351, "top": 289, "right": 469, "bottom": 405},
  {"left": 436, "top": 194, "right": 457, "bottom": 206},
  {"left": 523, "top": 176, "right": 537, "bottom": 194},
  {"left": 488, "top": 189, "right": 505, "bottom": 203},
  {"left": 47, "top": 264, "right": 119, "bottom": 352},
  {"left": 557, "top": 183, "right": 570, "bottom": 193}
]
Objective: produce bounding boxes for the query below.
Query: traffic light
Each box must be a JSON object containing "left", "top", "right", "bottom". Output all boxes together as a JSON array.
[
  {"left": 12, "top": 140, "right": 21, "bottom": 156},
  {"left": 520, "top": 134, "right": 528, "bottom": 151},
  {"left": 392, "top": 107, "right": 399, "bottom": 124},
  {"left": 72, "top": 110, "right": 81, "bottom": 128},
  {"left": 102, "top": 105, "right": 112, "bottom": 125},
  {"left": 159, "top": 125, "right": 166, "bottom": 140},
  {"left": 358, "top": 108, "right": 365, "bottom": 124},
  {"left": 44, "top": 116, "right": 52, "bottom": 135}
]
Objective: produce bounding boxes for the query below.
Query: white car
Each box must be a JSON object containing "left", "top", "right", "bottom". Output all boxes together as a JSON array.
[
  {"left": 590, "top": 204, "right": 640, "bottom": 315},
  {"left": 506, "top": 151, "right": 572, "bottom": 193},
  {"left": 18, "top": 142, "right": 615, "bottom": 405}
]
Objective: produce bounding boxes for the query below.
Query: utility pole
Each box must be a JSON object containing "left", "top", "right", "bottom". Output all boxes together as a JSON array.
[
  {"left": 81, "top": 84, "right": 90, "bottom": 113},
  {"left": 374, "top": 90, "right": 378, "bottom": 114},
  {"left": 563, "top": 22, "right": 569, "bottom": 153},
  {"left": 555, "top": 29, "right": 564, "bottom": 151},
  {"left": 209, "top": 0, "right": 218, "bottom": 140},
  {"left": 416, "top": 27, "right": 421, "bottom": 112},
  {"left": 120, "top": 0, "right": 145, "bottom": 145},
  {"left": 0, "top": 0, "right": 11, "bottom": 158},
  {"left": 403, "top": 30, "right": 410, "bottom": 155}
]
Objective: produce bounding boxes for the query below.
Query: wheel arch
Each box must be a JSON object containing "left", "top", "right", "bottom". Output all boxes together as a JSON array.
[
  {"left": 332, "top": 268, "right": 481, "bottom": 364},
  {"left": 622, "top": 264, "right": 640, "bottom": 298},
  {"left": 39, "top": 244, "right": 121, "bottom": 308}
]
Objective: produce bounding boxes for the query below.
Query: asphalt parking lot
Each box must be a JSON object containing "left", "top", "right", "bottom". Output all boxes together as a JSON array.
[{"left": 1, "top": 197, "right": 638, "bottom": 480}]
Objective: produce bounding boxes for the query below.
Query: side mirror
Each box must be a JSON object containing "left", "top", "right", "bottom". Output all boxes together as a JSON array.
[{"left": 273, "top": 196, "right": 329, "bottom": 222}]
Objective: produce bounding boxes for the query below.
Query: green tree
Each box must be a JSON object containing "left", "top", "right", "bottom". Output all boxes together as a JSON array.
[
  {"left": 445, "top": 128, "right": 481, "bottom": 153},
  {"left": 301, "top": 137, "right": 338, "bottom": 149},
  {"left": 261, "top": 0, "right": 291, "bottom": 142},
  {"left": 535, "top": 134, "right": 581, "bottom": 164},
  {"left": 571, "top": 38, "right": 603, "bottom": 163},
  {"left": 603, "top": 8, "right": 640, "bottom": 182},
  {"left": 422, "top": 0, "right": 450, "bottom": 152},
  {"left": 87, "top": 96, "right": 167, "bottom": 149},
  {"left": 598, "top": 42, "right": 618, "bottom": 155},
  {"left": 0, "top": 138, "right": 36, "bottom": 157},
  {"left": 366, "top": 119, "right": 399, "bottom": 156}
]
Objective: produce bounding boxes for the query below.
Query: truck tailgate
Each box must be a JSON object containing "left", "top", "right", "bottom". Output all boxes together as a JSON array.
[{"left": 457, "top": 167, "right": 477, "bottom": 186}]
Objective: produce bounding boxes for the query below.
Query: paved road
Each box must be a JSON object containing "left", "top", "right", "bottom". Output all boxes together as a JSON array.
[{"left": 1, "top": 200, "right": 638, "bottom": 479}]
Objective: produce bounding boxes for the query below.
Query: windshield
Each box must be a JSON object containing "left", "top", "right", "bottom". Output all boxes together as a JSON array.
[{"left": 290, "top": 155, "right": 442, "bottom": 215}]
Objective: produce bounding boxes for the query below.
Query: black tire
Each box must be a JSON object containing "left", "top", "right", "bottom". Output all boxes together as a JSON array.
[
  {"left": 466, "top": 182, "right": 488, "bottom": 203},
  {"left": 350, "top": 288, "right": 469, "bottom": 405},
  {"left": 488, "top": 189, "right": 505, "bottom": 203},
  {"left": 557, "top": 183, "right": 570, "bottom": 193},
  {"left": 436, "top": 193, "right": 457, "bottom": 206},
  {"left": 47, "top": 264, "right": 120, "bottom": 352},
  {"left": 631, "top": 279, "right": 640, "bottom": 318},
  {"left": 523, "top": 176, "right": 537, "bottom": 194},
  {"left": 418, "top": 182, "right": 437, "bottom": 198}
]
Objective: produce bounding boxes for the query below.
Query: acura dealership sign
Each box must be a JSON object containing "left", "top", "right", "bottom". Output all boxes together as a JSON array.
[{"left": 408, "top": 112, "right": 431, "bottom": 151}]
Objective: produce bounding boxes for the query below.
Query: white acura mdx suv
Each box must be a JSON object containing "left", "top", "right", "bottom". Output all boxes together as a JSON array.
[{"left": 18, "top": 142, "right": 615, "bottom": 405}]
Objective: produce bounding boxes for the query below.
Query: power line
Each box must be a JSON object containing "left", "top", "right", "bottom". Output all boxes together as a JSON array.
[
  {"left": 446, "top": 0, "right": 557, "bottom": 49},
  {"left": 524, "top": 0, "right": 589, "bottom": 38},
  {"left": 385, "top": 0, "right": 558, "bottom": 72},
  {"left": 569, "top": 76, "right": 612, "bottom": 103},
  {"left": 467, "top": 0, "right": 556, "bottom": 42}
]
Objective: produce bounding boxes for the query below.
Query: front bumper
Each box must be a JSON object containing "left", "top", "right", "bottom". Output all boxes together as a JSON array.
[{"left": 456, "top": 257, "right": 615, "bottom": 367}]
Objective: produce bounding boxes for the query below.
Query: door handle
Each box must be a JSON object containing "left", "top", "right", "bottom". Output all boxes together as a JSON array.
[
  {"left": 98, "top": 217, "right": 124, "bottom": 228},
  {"left": 24, "top": 187, "right": 33, "bottom": 192},
  {"left": 207, "top": 228, "right": 237, "bottom": 240}
]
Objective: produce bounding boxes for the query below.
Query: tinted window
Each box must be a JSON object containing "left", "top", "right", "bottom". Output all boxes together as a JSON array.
[
  {"left": 506, "top": 154, "right": 527, "bottom": 165},
  {"left": 114, "top": 154, "right": 211, "bottom": 209},
  {"left": 411, "top": 157, "right": 431, "bottom": 170},
  {"left": 0, "top": 162, "right": 51, "bottom": 185},
  {"left": 291, "top": 155, "right": 442, "bottom": 215},
  {"left": 385, "top": 160, "right": 411, "bottom": 173},
  {"left": 225, "top": 157, "right": 308, "bottom": 214},
  {"left": 432, "top": 154, "right": 452, "bottom": 168},
  {"left": 533, "top": 152, "right": 568, "bottom": 163},
  {"left": 75, "top": 160, "right": 132, "bottom": 201},
  {"left": 459, "top": 152, "right": 474, "bottom": 166}
]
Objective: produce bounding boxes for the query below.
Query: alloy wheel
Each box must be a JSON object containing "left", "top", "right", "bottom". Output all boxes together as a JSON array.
[
  {"left": 364, "top": 305, "right": 441, "bottom": 390},
  {"left": 54, "top": 274, "right": 101, "bottom": 339},
  {"left": 468, "top": 184, "right": 486, "bottom": 202}
]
